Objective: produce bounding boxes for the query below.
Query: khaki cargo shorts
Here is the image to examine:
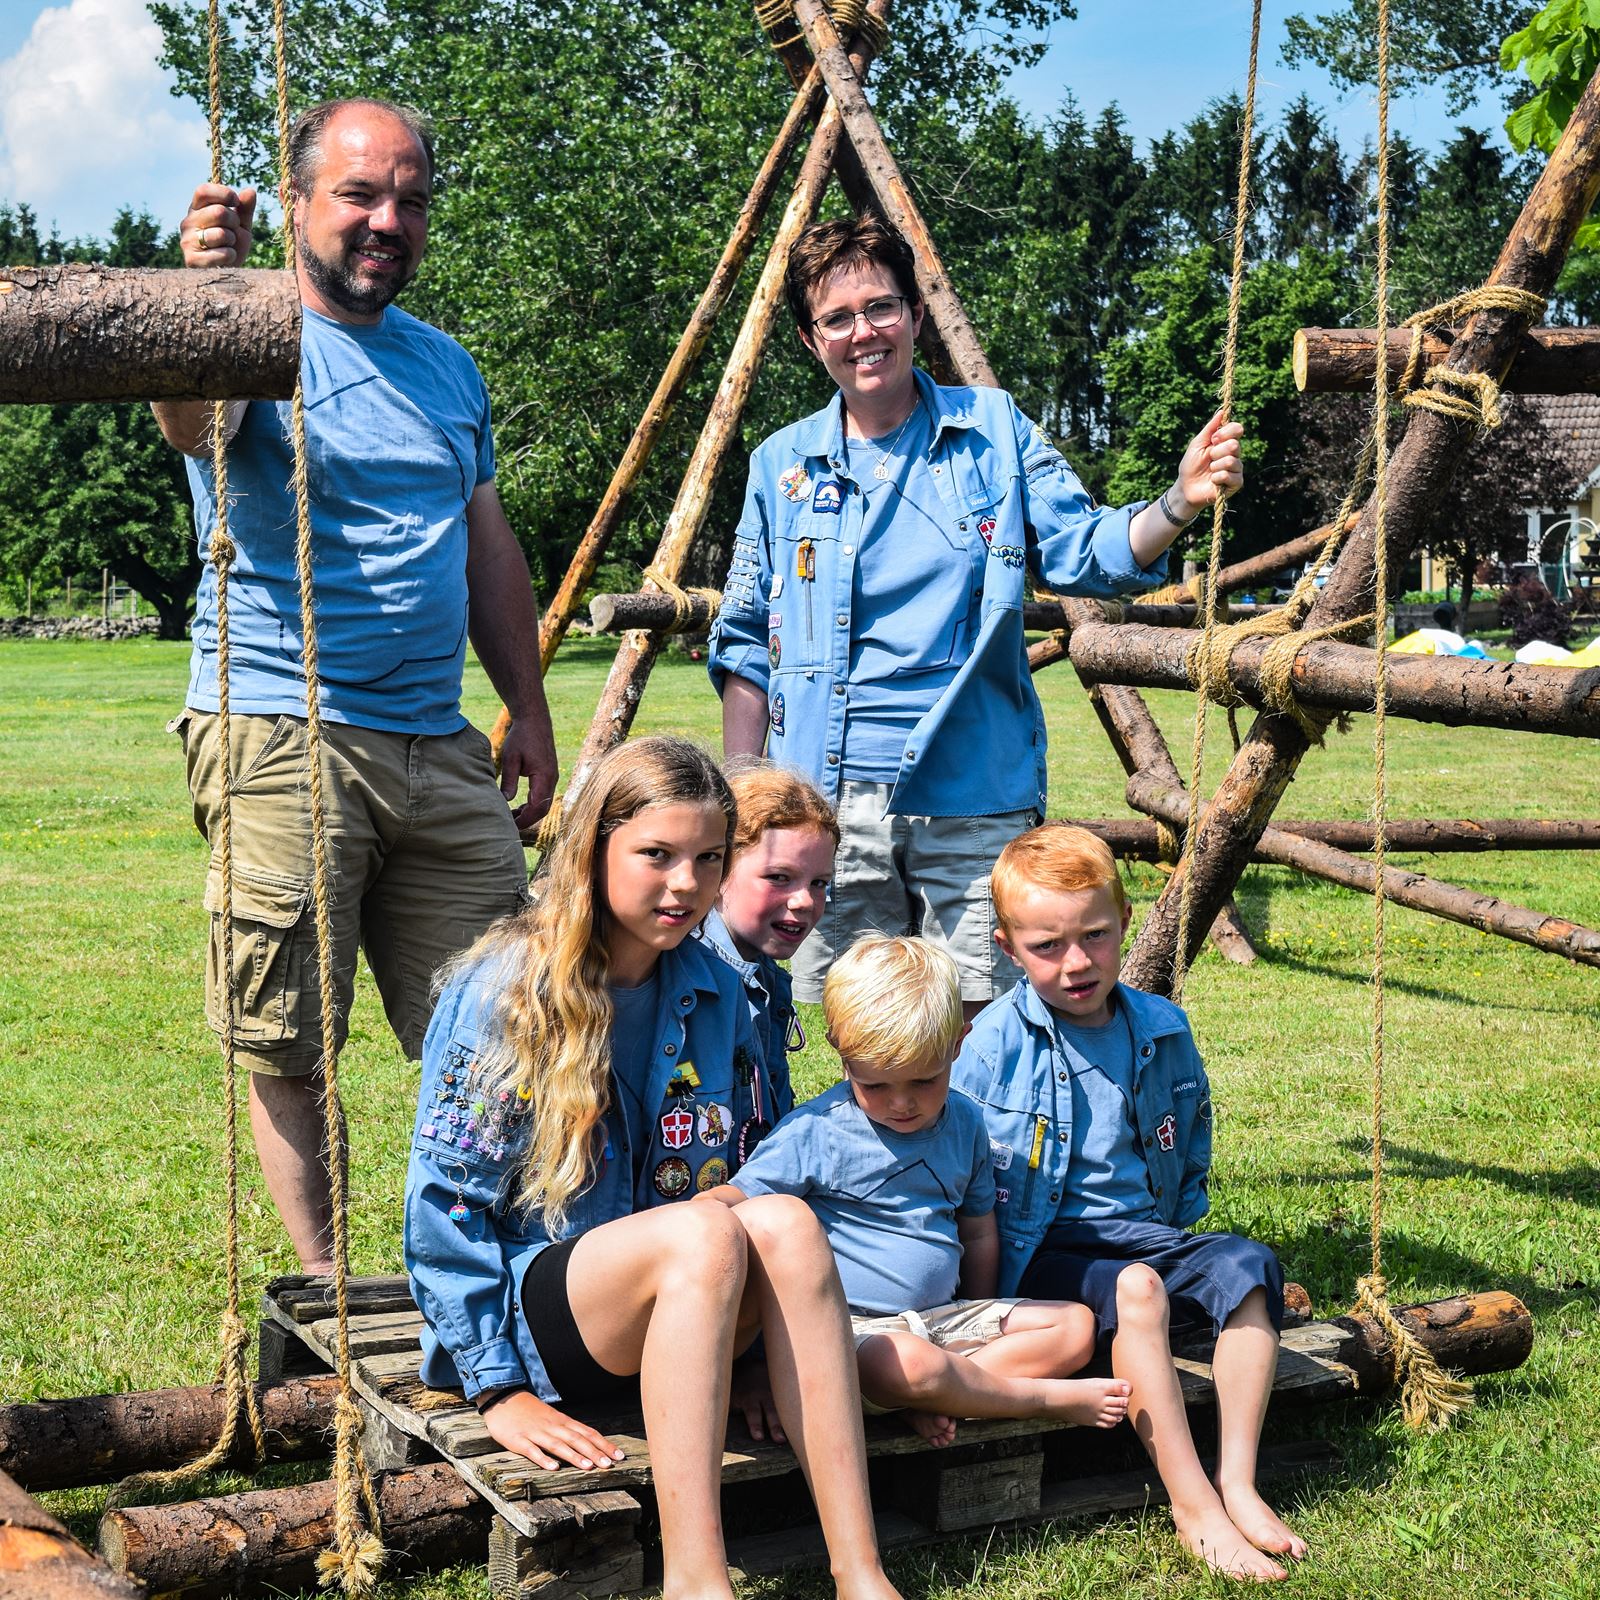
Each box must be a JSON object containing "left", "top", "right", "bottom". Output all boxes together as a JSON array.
[
  {"left": 850, "top": 1298, "right": 1022, "bottom": 1414},
  {"left": 791, "top": 780, "right": 1036, "bottom": 1003},
  {"left": 176, "top": 710, "right": 529, "bottom": 1076}
]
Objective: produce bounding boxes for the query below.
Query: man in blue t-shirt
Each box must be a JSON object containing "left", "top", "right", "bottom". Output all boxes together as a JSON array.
[{"left": 153, "top": 98, "right": 556, "bottom": 1273}]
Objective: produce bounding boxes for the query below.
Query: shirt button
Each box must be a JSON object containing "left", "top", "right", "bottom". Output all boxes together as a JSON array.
[
  {"left": 1049, "top": 1192, "right": 1059, "bottom": 1202},
  {"left": 1144, "top": 1135, "right": 1154, "bottom": 1148},
  {"left": 827, "top": 753, "right": 840, "bottom": 766},
  {"left": 664, "top": 1043, "right": 676, "bottom": 1056},
  {"left": 1057, "top": 1071, "right": 1068, "bottom": 1083},
  {"left": 834, "top": 684, "right": 845, "bottom": 696},
  {"left": 1141, "top": 1045, "right": 1153, "bottom": 1058},
  {"left": 906, "top": 750, "right": 917, "bottom": 762},
  {"left": 843, "top": 544, "right": 854, "bottom": 555},
  {"left": 958, "top": 521, "right": 968, "bottom": 531},
  {"left": 836, "top": 613, "right": 848, "bottom": 626},
  {"left": 932, "top": 464, "right": 944, "bottom": 475},
  {"left": 1154, "top": 1185, "right": 1163, "bottom": 1197}
]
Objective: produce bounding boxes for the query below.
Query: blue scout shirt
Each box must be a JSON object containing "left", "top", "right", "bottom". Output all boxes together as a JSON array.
[
  {"left": 403, "top": 936, "right": 761, "bottom": 1403},
  {"left": 186, "top": 305, "right": 495, "bottom": 735},
  {"left": 1052, "top": 1007, "right": 1160, "bottom": 1222},
  {"left": 694, "top": 909, "right": 797, "bottom": 1125},
  {"left": 729, "top": 1081, "right": 995, "bottom": 1316},
  {"left": 951, "top": 979, "right": 1212, "bottom": 1298},
  {"left": 708, "top": 369, "right": 1167, "bottom": 816}
]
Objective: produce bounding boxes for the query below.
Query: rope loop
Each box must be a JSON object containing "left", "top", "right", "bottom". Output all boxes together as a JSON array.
[
  {"left": 641, "top": 564, "right": 721, "bottom": 631},
  {"left": 1396, "top": 286, "right": 1547, "bottom": 430},
  {"left": 754, "top": 0, "right": 888, "bottom": 57},
  {"left": 1354, "top": 1273, "right": 1474, "bottom": 1430}
]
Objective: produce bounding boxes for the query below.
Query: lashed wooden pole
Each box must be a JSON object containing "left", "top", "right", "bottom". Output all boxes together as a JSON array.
[
  {"left": 1123, "top": 60, "right": 1600, "bottom": 993},
  {"left": 1295, "top": 324, "right": 1600, "bottom": 393}
]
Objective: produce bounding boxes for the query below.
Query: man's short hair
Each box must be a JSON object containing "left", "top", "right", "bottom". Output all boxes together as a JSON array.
[
  {"left": 823, "top": 934, "right": 963, "bottom": 1073},
  {"left": 286, "top": 98, "right": 436, "bottom": 198},
  {"left": 785, "top": 213, "right": 920, "bottom": 332},
  {"left": 991, "top": 823, "right": 1130, "bottom": 929}
]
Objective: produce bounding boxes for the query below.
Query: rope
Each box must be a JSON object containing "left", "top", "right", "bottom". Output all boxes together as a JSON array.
[
  {"left": 1171, "top": 0, "right": 1262, "bottom": 1001},
  {"left": 1361, "top": 0, "right": 1472, "bottom": 1432},
  {"left": 754, "top": 0, "right": 888, "bottom": 56},
  {"left": 110, "top": 0, "right": 266, "bottom": 1508},
  {"left": 271, "top": 5, "right": 384, "bottom": 1585},
  {"left": 1397, "top": 287, "right": 1547, "bottom": 429},
  {"left": 641, "top": 564, "right": 722, "bottom": 630}
]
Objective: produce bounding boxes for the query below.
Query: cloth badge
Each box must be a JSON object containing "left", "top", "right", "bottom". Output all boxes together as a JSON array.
[
  {"left": 661, "top": 1106, "right": 694, "bottom": 1150},
  {"left": 996, "top": 1185, "right": 1010, "bottom": 1205},
  {"left": 810, "top": 480, "right": 843, "bottom": 515},
  {"left": 769, "top": 633, "right": 781, "bottom": 669},
  {"left": 1156, "top": 1112, "right": 1177, "bottom": 1151},
  {"left": 977, "top": 514, "right": 997, "bottom": 543},
  {"left": 770, "top": 692, "right": 785, "bottom": 733},
  {"left": 654, "top": 1157, "right": 692, "bottom": 1198},
  {"left": 990, "top": 1139, "right": 1012, "bottom": 1171},
  {"left": 990, "top": 543, "right": 1025, "bottom": 569},
  {"left": 772, "top": 576, "right": 784, "bottom": 599},
  {"left": 697, "top": 1103, "right": 731, "bottom": 1147},
  {"left": 779, "top": 462, "right": 810, "bottom": 502},
  {"left": 696, "top": 1157, "right": 729, "bottom": 1192}
]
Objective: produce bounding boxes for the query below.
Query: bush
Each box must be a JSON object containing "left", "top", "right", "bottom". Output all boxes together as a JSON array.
[{"left": 1497, "top": 577, "right": 1575, "bottom": 649}]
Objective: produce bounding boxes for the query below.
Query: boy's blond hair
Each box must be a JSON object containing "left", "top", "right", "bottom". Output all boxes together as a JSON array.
[
  {"left": 990, "top": 822, "right": 1130, "bottom": 929},
  {"left": 822, "top": 934, "right": 964, "bottom": 1073}
]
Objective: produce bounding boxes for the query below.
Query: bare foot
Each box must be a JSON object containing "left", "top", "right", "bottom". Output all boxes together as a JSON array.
[
  {"left": 906, "top": 1409, "right": 957, "bottom": 1447},
  {"left": 1219, "top": 1481, "right": 1308, "bottom": 1560},
  {"left": 1040, "top": 1376, "right": 1132, "bottom": 1428},
  {"left": 1173, "top": 1507, "right": 1289, "bottom": 1582},
  {"left": 832, "top": 1566, "right": 903, "bottom": 1600}
]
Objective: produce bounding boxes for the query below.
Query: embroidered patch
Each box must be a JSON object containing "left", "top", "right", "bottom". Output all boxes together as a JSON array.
[
  {"left": 654, "top": 1157, "right": 693, "bottom": 1198},
  {"left": 696, "top": 1157, "right": 729, "bottom": 1191},
  {"left": 1156, "top": 1112, "right": 1178, "bottom": 1151},
  {"left": 810, "top": 480, "right": 843, "bottom": 515},
  {"left": 989, "top": 543, "right": 1025, "bottom": 569},
  {"left": 990, "top": 1140, "right": 1013, "bottom": 1171},
  {"left": 661, "top": 1107, "right": 694, "bottom": 1150},
  {"left": 770, "top": 692, "right": 785, "bottom": 733},
  {"left": 996, "top": 1185, "right": 1010, "bottom": 1205},
  {"left": 779, "top": 462, "right": 810, "bottom": 501},
  {"left": 976, "top": 514, "right": 997, "bottom": 543},
  {"left": 769, "top": 633, "right": 781, "bottom": 669},
  {"left": 1172, "top": 1078, "right": 1199, "bottom": 1094},
  {"left": 698, "top": 1103, "right": 731, "bottom": 1147}
]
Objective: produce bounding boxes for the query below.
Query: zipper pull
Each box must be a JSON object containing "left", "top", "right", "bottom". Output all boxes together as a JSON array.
[
  {"left": 1028, "top": 1115, "right": 1047, "bottom": 1171},
  {"left": 798, "top": 538, "right": 815, "bottom": 582}
]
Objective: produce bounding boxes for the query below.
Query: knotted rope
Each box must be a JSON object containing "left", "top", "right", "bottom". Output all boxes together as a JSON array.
[
  {"left": 1397, "top": 286, "right": 1548, "bottom": 428},
  {"left": 754, "top": 0, "right": 888, "bottom": 55},
  {"left": 642, "top": 563, "right": 722, "bottom": 631}
]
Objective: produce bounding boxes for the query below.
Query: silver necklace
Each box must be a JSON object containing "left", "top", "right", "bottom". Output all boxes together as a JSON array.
[{"left": 858, "top": 400, "right": 919, "bottom": 481}]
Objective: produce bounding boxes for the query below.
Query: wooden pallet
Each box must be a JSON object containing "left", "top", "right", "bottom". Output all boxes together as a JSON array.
[{"left": 261, "top": 1275, "right": 1343, "bottom": 1598}]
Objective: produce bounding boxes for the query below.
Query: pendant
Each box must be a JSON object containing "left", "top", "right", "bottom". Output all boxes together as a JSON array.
[{"left": 873, "top": 460, "right": 889, "bottom": 480}]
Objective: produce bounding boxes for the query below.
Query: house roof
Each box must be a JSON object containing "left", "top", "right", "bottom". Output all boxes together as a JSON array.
[{"left": 1526, "top": 394, "right": 1600, "bottom": 497}]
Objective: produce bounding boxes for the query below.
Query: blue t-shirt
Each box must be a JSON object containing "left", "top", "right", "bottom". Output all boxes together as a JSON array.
[
  {"left": 1053, "top": 1003, "right": 1159, "bottom": 1222},
  {"left": 730, "top": 1081, "right": 995, "bottom": 1315},
  {"left": 839, "top": 399, "right": 986, "bottom": 781},
  {"left": 186, "top": 305, "right": 495, "bottom": 734}
]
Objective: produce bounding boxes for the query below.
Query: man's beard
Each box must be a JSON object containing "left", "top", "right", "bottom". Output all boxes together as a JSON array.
[{"left": 300, "top": 232, "right": 415, "bottom": 316}]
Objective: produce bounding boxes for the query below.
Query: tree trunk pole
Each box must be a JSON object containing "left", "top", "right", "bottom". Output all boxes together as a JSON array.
[
  {"left": 0, "top": 1469, "right": 144, "bottom": 1600},
  {"left": 1123, "top": 60, "right": 1600, "bottom": 994},
  {"left": 1126, "top": 774, "right": 1600, "bottom": 969},
  {"left": 1059, "top": 816, "right": 1600, "bottom": 859},
  {"left": 1295, "top": 324, "right": 1600, "bottom": 393},
  {"left": 0, "top": 267, "right": 299, "bottom": 403},
  {"left": 1146, "top": 519, "right": 1360, "bottom": 605}
]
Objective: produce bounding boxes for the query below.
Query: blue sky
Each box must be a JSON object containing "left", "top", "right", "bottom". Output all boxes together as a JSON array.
[{"left": 0, "top": 0, "right": 1511, "bottom": 245}]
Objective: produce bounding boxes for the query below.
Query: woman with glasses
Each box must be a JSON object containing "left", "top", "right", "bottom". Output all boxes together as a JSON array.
[{"left": 709, "top": 214, "right": 1242, "bottom": 1019}]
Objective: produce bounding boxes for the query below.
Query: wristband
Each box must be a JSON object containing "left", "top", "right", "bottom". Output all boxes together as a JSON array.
[{"left": 1157, "top": 489, "right": 1195, "bottom": 529}]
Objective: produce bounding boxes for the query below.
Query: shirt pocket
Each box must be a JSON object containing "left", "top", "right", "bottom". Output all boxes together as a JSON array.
[{"left": 417, "top": 1028, "right": 530, "bottom": 1178}]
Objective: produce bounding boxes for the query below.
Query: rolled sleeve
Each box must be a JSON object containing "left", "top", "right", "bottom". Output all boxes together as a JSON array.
[{"left": 708, "top": 469, "right": 774, "bottom": 698}]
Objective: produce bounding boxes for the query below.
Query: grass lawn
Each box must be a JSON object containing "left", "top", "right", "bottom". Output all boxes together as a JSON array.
[{"left": 1, "top": 633, "right": 1597, "bottom": 1597}]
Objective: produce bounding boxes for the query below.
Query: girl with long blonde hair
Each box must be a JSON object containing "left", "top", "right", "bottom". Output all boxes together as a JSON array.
[{"left": 404, "top": 736, "right": 901, "bottom": 1600}]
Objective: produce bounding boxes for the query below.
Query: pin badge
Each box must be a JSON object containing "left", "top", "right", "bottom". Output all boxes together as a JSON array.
[
  {"left": 695, "top": 1157, "right": 729, "bottom": 1192},
  {"left": 779, "top": 462, "right": 810, "bottom": 501},
  {"left": 654, "top": 1156, "right": 692, "bottom": 1198},
  {"left": 770, "top": 692, "right": 785, "bottom": 732},
  {"left": 697, "top": 1103, "right": 731, "bottom": 1147},
  {"left": 661, "top": 1106, "right": 694, "bottom": 1150}
]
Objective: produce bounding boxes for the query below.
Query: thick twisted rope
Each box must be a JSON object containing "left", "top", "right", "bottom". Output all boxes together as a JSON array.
[
  {"left": 1362, "top": 0, "right": 1473, "bottom": 1432},
  {"left": 1171, "top": 0, "right": 1262, "bottom": 1001},
  {"left": 754, "top": 0, "right": 887, "bottom": 55},
  {"left": 270, "top": 4, "right": 385, "bottom": 1586},
  {"left": 641, "top": 563, "right": 722, "bottom": 630},
  {"left": 1398, "top": 287, "right": 1548, "bottom": 427}
]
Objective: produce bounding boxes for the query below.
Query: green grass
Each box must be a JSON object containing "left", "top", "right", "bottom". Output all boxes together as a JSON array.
[{"left": 2, "top": 635, "right": 1597, "bottom": 1597}]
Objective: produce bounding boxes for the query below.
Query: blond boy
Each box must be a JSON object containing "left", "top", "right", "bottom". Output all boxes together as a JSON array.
[
  {"left": 952, "top": 823, "right": 1305, "bottom": 1581},
  {"left": 700, "top": 934, "right": 1128, "bottom": 1444}
]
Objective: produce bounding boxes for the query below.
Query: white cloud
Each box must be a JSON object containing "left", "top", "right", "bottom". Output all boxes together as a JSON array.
[{"left": 0, "top": 0, "right": 209, "bottom": 244}]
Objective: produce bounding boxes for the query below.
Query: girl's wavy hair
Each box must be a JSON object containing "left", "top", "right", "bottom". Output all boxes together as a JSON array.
[{"left": 438, "top": 736, "right": 735, "bottom": 1231}]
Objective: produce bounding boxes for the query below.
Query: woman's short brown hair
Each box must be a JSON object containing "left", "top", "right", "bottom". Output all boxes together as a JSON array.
[{"left": 785, "top": 213, "right": 920, "bottom": 332}]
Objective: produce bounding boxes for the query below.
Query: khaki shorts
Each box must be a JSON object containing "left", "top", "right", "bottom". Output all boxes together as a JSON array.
[
  {"left": 177, "top": 710, "right": 528, "bottom": 1076},
  {"left": 792, "top": 780, "right": 1035, "bottom": 1003},
  {"left": 851, "top": 1298, "right": 1021, "bottom": 1414}
]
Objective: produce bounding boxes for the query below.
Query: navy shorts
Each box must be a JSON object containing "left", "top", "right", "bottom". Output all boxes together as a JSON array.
[{"left": 1017, "top": 1218, "right": 1284, "bottom": 1343}]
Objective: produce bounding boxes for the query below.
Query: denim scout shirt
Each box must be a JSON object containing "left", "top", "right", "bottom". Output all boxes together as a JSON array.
[
  {"left": 951, "top": 980, "right": 1214, "bottom": 1297},
  {"left": 694, "top": 909, "right": 797, "bottom": 1124},
  {"left": 403, "top": 937, "right": 760, "bottom": 1402},
  {"left": 708, "top": 369, "right": 1166, "bottom": 816}
]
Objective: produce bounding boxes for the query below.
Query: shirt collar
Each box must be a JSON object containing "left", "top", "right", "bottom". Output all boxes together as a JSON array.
[
  {"left": 789, "top": 367, "right": 981, "bottom": 462},
  {"left": 1013, "top": 978, "right": 1189, "bottom": 1043}
]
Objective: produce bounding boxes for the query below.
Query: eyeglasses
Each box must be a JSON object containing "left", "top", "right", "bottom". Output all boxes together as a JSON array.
[{"left": 809, "top": 295, "right": 909, "bottom": 341}]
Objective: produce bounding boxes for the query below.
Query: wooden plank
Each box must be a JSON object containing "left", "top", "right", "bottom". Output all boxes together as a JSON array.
[{"left": 308, "top": 1308, "right": 426, "bottom": 1358}]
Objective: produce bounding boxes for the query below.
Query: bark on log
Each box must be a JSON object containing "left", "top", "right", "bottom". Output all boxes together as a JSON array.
[
  {"left": 98, "top": 1463, "right": 487, "bottom": 1599},
  {"left": 1061, "top": 816, "right": 1600, "bottom": 859},
  {"left": 0, "top": 1468, "right": 143, "bottom": 1600},
  {"left": 1295, "top": 324, "right": 1600, "bottom": 394},
  {"left": 1124, "top": 62, "right": 1600, "bottom": 992},
  {"left": 1127, "top": 774, "right": 1600, "bottom": 968},
  {"left": 559, "top": 2, "right": 890, "bottom": 811},
  {"left": 1332, "top": 1291, "right": 1534, "bottom": 1394},
  {"left": 0, "top": 266, "right": 299, "bottom": 403},
  {"left": 0, "top": 1378, "right": 339, "bottom": 1493},
  {"left": 1066, "top": 619, "right": 1600, "bottom": 739}
]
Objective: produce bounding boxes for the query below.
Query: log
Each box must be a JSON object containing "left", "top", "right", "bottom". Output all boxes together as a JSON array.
[
  {"left": 1066, "top": 618, "right": 1600, "bottom": 739},
  {"left": 560, "top": 1, "right": 890, "bottom": 811},
  {"left": 0, "top": 1468, "right": 143, "bottom": 1600},
  {"left": 1123, "top": 60, "right": 1600, "bottom": 992},
  {"left": 0, "top": 266, "right": 299, "bottom": 403},
  {"left": 0, "top": 1378, "right": 339, "bottom": 1493},
  {"left": 1147, "top": 520, "right": 1359, "bottom": 606},
  {"left": 1060, "top": 816, "right": 1600, "bottom": 860},
  {"left": 1295, "top": 324, "right": 1600, "bottom": 394},
  {"left": 1330, "top": 1290, "right": 1534, "bottom": 1394},
  {"left": 1126, "top": 773, "right": 1600, "bottom": 969},
  {"left": 97, "top": 1463, "right": 488, "bottom": 1600}
]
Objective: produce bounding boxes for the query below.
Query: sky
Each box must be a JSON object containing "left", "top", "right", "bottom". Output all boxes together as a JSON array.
[{"left": 0, "top": 0, "right": 1512, "bottom": 246}]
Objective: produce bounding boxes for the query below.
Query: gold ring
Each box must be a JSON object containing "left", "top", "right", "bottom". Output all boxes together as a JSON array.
[{"left": 199, "top": 227, "right": 210, "bottom": 250}]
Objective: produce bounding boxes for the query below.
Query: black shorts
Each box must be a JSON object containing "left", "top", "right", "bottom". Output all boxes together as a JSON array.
[{"left": 520, "top": 1238, "right": 638, "bottom": 1404}]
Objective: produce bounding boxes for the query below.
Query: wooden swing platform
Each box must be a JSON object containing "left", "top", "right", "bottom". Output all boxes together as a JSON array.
[{"left": 254, "top": 1274, "right": 1372, "bottom": 1597}]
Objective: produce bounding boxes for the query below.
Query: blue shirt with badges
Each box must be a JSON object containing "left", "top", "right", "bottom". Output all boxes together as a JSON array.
[
  {"left": 708, "top": 368, "right": 1168, "bottom": 816},
  {"left": 185, "top": 305, "right": 495, "bottom": 734},
  {"left": 729, "top": 1081, "right": 995, "bottom": 1316},
  {"left": 403, "top": 935, "right": 761, "bottom": 1404},
  {"left": 694, "top": 909, "right": 798, "bottom": 1126},
  {"left": 1052, "top": 1005, "right": 1159, "bottom": 1222}
]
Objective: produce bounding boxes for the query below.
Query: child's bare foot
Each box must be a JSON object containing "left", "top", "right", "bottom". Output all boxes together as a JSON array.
[
  {"left": 1218, "top": 1482, "right": 1308, "bottom": 1560},
  {"left": 906, "top": 1409, "right": 957, "bottom": 1447},
  {"left": 1040, "top": 1376, "right": 1131, "bottom": 1428},
  {"left": 1173, "top": 1506, "right": 1289, "bottom": 1582},
  {"left": 832, "top": 1566, "right": 903, "bottom": 1600}
]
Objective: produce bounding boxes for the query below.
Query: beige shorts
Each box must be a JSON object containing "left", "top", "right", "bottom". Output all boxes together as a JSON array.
[
  {"left": 791, "top": 780, "right": 1036, "bottom": 1003},
  {"left": 851, "top": 1297, "right": 1020, "bottom": 1413},
  {"left": 177, "top": 710, "right": 528, "bottom": 1076}
]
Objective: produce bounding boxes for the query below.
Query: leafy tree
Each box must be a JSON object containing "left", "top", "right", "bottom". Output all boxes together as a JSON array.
[{"left": 1262, "top": 96, "right": 1365, "bottom": 257}]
